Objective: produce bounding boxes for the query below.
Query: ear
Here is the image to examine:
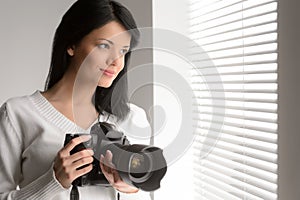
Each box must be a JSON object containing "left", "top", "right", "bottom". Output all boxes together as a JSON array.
[{"left": 67, "top": 45, "right": 75, "bottom": 56}]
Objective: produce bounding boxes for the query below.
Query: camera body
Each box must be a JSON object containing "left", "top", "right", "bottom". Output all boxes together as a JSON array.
[
  {"left": 64, "top": 122, "right": 127, "bottom": 187},
  {"left": 64, "top": 122, "right": 167, "bottom": 191}
]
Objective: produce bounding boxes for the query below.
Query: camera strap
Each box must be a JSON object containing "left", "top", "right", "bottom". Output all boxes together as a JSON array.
[{"left": 70, "top": 185, "right": 80, "bottom": 200}]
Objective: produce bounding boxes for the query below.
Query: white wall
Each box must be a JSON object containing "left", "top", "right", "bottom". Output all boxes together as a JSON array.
[
  {"left": 153, "top": 1, "right": 195, "bottom": 200},
  {"left": 278, "top": 0, "right": 300, "bottom": 199}
]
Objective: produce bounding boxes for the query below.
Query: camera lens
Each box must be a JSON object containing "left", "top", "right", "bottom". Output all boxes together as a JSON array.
[{"left": 129, "top": 153, "right": 152, "bottom": 182}]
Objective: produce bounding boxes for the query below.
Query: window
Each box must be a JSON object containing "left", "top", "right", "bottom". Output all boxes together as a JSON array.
[{"left": 189, "top": 0, "right": 278, "bottom": 199}]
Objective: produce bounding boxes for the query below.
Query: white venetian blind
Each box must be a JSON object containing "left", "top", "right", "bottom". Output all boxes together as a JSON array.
[{"left": 189, "top": 0, "right": 278, "bottom": 199}]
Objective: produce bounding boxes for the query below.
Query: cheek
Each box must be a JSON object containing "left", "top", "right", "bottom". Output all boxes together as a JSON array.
[
  {"left": 118, "top": 56, "right": 126, "bottom": 69},
  {"left": 87, "top": 51, "right": 109, "bottom": 67},
  {"left": 119, "top": 60, "right": 125, "bottom": 71},
  {"left": 114, "top": 63, "right": 125, "bottom": 78}
]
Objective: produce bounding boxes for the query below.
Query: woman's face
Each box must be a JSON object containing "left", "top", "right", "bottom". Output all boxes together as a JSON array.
[{"left": 67, "top": 21, "right": 132, "bottom": 88}]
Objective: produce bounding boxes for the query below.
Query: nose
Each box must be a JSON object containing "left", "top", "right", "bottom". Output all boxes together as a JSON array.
[
  {"left": 109, "top": 56, "right": 123, "bottom": 67},
  {"left": 107, "top": 50, "right": 123, "bottom": 67}
]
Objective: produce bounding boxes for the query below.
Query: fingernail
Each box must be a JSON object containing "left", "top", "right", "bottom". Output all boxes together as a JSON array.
[
  {"left": 100, "top": 155, "right": 105, "bottom": 163},
  {"left": 106, "top": 150, "right": 113, "bottom": 159},
  {"left": 88, "top": 149, "right": 94, "bottom": 155},
  {"left": 106, "top": 150, "right": 112, "bottom": 155}
]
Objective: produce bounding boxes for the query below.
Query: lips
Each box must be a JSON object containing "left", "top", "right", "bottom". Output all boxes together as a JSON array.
[{"left": 99, "top": 68, "right": 115, "bottom": 76}]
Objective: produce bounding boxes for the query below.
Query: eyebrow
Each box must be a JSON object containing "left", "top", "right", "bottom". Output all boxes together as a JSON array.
[{"left": 97, "top": 38, "right": 130, "bottom": 48}]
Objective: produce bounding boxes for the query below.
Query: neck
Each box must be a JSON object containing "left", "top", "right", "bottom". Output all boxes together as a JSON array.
[
  {"left": 42, "top": 66, "right": 100, "bottom": 129},
  {"left": 45, "top": 66, "right": 99, "bottom": 104}
]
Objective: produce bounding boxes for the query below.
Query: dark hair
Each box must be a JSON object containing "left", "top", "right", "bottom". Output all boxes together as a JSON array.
[{"left": 45, "top": 0, "right": 140, "bottom": 122}]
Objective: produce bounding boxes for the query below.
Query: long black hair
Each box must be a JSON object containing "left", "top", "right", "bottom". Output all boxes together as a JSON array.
[{"left": 45, "top": 0, "right": 140, "bottom": 122}]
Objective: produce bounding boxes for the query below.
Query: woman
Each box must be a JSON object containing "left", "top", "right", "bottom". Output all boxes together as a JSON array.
[{"left": 0, "top": 0, "right": 151, "bottom": 199}]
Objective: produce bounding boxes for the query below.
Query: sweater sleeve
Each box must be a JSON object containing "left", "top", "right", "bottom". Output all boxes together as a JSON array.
[{"left": 0, "top": 103, "right": 66, "bottom": 200}]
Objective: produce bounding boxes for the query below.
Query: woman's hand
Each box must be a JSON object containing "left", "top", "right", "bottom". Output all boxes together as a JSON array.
[
  {"left": 53, "top": 135, "right": 94, "bottom": 188},
  {"left": 100, "top": 150, "right": 139, "bottom": 194}
]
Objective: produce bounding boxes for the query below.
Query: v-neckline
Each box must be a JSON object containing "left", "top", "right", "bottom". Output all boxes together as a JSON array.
[{"left": 31, "top": 90, "right": 102, "bottom": 133}]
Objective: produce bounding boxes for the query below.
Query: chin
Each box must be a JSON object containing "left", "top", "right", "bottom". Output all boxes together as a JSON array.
[{"left": 98, "top": 82, "right": 113, "bottom": 88}]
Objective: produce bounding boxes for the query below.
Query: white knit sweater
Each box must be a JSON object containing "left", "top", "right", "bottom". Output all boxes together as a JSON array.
[{"left": 0, "top": 91, "right": 152, "bottom": 200}]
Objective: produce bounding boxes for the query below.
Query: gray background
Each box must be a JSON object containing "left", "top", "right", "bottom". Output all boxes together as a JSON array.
[
  {"left": 0, "top": 0, "right": 153, "bottom": 113},
  {"left": 278, "top": 0, "right": 300, "bottom": 199},
  {"left": 0, "top": 0, "right": 75, "bottom": 103}
]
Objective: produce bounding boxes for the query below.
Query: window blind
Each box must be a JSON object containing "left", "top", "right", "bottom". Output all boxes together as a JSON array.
[{"left": 189, "top": 0, "right": 278, "bottom": 199}]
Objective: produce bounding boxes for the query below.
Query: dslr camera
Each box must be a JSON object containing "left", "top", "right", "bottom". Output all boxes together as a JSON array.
[{"left": 64, "top": 122, "right": 167, "bottom": 191}]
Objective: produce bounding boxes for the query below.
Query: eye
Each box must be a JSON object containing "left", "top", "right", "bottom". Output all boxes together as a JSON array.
[
  {"left": 120, "top": 48, "right": 129, "bottom": 55},
  {"left": 97, "top": 43, "right": 110, "bottom": 49}
]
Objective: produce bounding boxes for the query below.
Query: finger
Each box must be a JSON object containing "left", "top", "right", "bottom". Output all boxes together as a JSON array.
[
  {"left": 64, "top": 135, "right": 91, "bottom": 153},
  {"left": 100, "top": 155, "right": 138, "bottom": 193},
  {"left": 68, "top": 149, "right": 94, "bottom": 163},
  {"left": 103, "top": 151, "right": 120, "bottom": 181},
  {"left": 103, "top": 150, "right": 116, "bottom": 169},
  {"left": 72, "top": 156, "right": 94, "bottom": 170},
  {"left": 54, "top": 162, "right": 92, "bottom": 189},
  {"left": 103, "top": 171, "right": 115, "bottom": 184},
  {"left": 111, "top": 168, "right": 121, "bottom": 182},
  {"left": 105, "top": 150, "right": 113, "bottom": 161},
  {"left": 100, "top": 156, "right": 115, "bottom": 183},
  {"left": 100, "top": 154, "right": 111, "bottom": 173},
  {"left": 100, "top": 155, "right": 107, "bottom": 171},
  {"left": 73, "top": 164, "right": 93, "bottom": 179}
]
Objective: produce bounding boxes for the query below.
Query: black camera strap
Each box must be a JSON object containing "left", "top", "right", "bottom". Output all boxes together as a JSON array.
[{"left": 70, "top": 185, "right": 80, "bottom": 200}]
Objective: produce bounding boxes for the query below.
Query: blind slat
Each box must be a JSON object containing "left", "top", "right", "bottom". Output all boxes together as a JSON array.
[
  {"left": 196, "top": 109, "right": 277, "bottom": 123},
  {"left": 193, "top": 53, "right": 278, "bottom": 66},
  {"left": 193, "top": 98, "right": 277, "bottom": 105},
  {"left": 195, "top": 118, "right": 277, "bottom": 133},
  {"left": 194, "top": 137, "right": 277, "bottom": 163},
  {"left": 195, "top": 124, "right": 277, "bottom": 144},
  {"left": 195, "top": 129, "right": 277, "bottom": 153},
  {"left": 190, "top": 43, "right": 277, "bottom": 61},
  {"left": 190, "top": 69, "right": 277, "bottom": 77},
  {"left": 195, "top": 83, "right": 277, "bottom": 89},
  {"left": 192, "top": 33, "right": 277, "bottom": 50},
  {"left": 193, "top": 99, "right": 277, "bottom": 111}
]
